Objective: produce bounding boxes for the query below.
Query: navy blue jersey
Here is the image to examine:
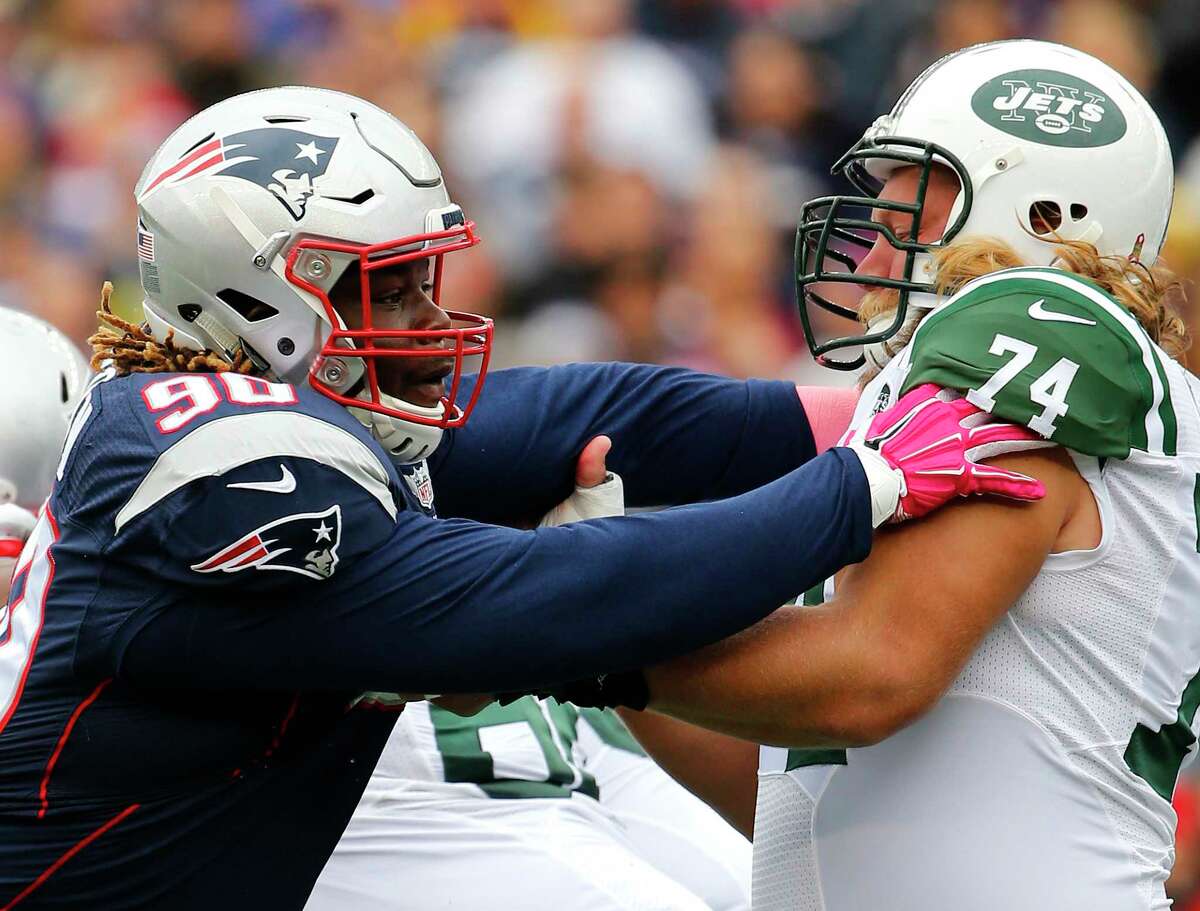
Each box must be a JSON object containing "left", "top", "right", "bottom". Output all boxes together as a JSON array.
[{"left": 0, "top": 363, "right": 871, "bottom": 909}]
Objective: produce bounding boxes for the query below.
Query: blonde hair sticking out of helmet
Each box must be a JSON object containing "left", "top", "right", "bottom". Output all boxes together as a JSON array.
[
  {"left": 928, "top": 235, "right": 1190, "bottom": 360},
  {"left": 856, "top": 232, "right": 1191, "bottom": 386}
]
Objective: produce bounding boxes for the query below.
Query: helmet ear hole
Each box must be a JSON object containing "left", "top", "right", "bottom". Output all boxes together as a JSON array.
[
  {"left": 1070, "top": 203, "right": 1089, "bottom": 222},
  {"left": 216, "top": 289, "right": 280, "bottom": 323},
  {"left": 1029, "top": 200, "right": 1062, "bottom": 235}
]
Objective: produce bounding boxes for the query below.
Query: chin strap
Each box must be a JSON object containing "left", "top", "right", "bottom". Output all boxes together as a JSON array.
[{"left": 350, "top": 392, "right": 446, "bottom": 464}]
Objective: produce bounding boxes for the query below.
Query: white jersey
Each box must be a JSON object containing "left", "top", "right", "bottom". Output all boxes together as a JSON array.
[{"left": 754, "top": 268, "right": 1200, "bottom": 911}]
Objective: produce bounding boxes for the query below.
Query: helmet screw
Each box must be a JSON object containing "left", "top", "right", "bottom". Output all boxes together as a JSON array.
[
  {"left": 307, "top": 255, "right": 330, "bottom": 278},
  {"left": 995, "top": 158, "right": 1008, "bottom": 171},
  {"left": 325, "top": 361, "right": 344, "bottom": 383},
  {"left": 277, "top": 337, "right": 295, "bottom": 356},
  {"left": 253, "top": 254, "right": 268, "bottom": 268}
]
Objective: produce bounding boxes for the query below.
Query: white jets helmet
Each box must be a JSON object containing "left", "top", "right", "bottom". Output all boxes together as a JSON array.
[
  {"left": 135, "top": 86, "right": 492, "bottom": 461},
  {"left": 796, "top": 39, "right": 1173, "bottom": 369},
  {"left": 0, "top": 308, "right": 90, "bottom": 508}
]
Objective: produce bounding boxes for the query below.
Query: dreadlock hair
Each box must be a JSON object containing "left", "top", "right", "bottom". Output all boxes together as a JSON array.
[{"left": 89, "top": 282, "right": 262, "bottom": 376}]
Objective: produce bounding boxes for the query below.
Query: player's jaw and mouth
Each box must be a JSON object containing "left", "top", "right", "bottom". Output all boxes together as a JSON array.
[{"left": 381, "top": 352, "right": 454, "bottom": 408}]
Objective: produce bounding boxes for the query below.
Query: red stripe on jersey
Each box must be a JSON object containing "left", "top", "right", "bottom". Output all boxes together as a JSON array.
[
  {"left": 37, "top": 679, "right": 113, "bottom": 819},
  {"left": 262, "top": 693, "right": 302, "bottom": 761},
  {"left": 1, "top": 803, "right": 139, "bottom": 910}
]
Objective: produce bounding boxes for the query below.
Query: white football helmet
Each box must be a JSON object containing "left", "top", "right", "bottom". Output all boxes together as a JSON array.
[
  {"left": 796, "top": 39, "right": 1173, "bottom": 369},
  {"left": 0, "top": 308, "right": 90, "bottom": 508},
  {"left": 135, "top": 86, "right": 491, "bottom": 461}
]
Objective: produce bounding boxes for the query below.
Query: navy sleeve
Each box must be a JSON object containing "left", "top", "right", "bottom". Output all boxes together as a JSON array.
[
  {"left": 118, "top": 449, "right": 871, "bottom": 694},
  {"left": 429, "top": 364, "right": 817, "bottom": 524}
]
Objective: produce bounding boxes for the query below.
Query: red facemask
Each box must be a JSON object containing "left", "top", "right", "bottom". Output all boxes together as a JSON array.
[{"left": 285, "top": 221, "right": 493, "bottom": 429}]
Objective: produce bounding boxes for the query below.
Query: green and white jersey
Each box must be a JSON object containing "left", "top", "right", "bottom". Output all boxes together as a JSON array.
[
  {"left": 371, "top": 698, "right": 644, "bottom": 800},
  {"left": 374, "top": 697, "right": 597, "bottom": 799},
  {"left": 755, "top": 268, "right": 1200, "bottom": 911}
]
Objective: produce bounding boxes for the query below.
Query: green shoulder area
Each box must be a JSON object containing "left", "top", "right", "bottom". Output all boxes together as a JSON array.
[{"left": 900, "top": 267, "right": 1177, "bottom": 458}]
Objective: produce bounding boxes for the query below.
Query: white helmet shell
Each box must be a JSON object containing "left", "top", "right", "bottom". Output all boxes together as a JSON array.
[
  {"left": 0, "top": 309, "right": 90, "bottom": 508},
  {"left": 867, "top": 39, "right": 1172, "bottom": 275},
  {"left": 134, "top": 86, "right": 486, "bottom": 462}
]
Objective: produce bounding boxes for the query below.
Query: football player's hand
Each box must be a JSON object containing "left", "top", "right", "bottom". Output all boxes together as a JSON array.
[
  {"left": 848, "top": 383, "right": 1051, "bottom": 526},
  {"left": 495, "top": 670, "right": 650, "bottom": 712},
  {"left": 0, "top": 503, "right": 35, "bottom": 557},
  {"left": 0, "top": 503, "right": 36, "bottom": 602},
  {"left": 506, "top": 437, "right": 639, "bottom": 711},
  {"left": 429, "top": 694, "right": 493, "bottom": 717},
  {"left": 348, "top": 692, "right": 493, "bottom": 716},
  {"left": 539, "top": 435, "right": 625, "bottom": 527}
]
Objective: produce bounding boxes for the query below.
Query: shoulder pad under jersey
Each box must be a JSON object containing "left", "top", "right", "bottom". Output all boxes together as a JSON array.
[
  {"left": 901, "top": 267, "right": 1179, "bottom": 458},
  {"left": 55, "top": 372, "right": 403, "bottom": 586}
]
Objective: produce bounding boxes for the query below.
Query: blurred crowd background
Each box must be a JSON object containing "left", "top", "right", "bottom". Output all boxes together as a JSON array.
[
  {"left": 3, "top": 0, "right": 1200, "bottom": 899},
  {"left": 4, "top": 0, "right": 1200, "bottom": 381}
]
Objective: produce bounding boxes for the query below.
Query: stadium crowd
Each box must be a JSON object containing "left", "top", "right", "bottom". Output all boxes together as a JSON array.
[{"left": 3, "top": 0, "right": 1200, "bottom": 904}]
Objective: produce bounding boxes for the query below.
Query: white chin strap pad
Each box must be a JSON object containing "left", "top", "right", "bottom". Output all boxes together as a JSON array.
[{"left": 353, "top": 393, "right": 446, "bottom": 464}]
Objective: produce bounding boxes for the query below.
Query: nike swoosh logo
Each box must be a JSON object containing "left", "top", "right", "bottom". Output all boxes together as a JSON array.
[
  {"left": 1027, "top": 298, "right": 1097, "bottom": 325},
  {"left": 227, "top": 464, "right": 296, "bottom": 494}
]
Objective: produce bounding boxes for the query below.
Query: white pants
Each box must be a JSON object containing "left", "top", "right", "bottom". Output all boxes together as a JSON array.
[
  {"left": 307, "top": 719, "right": 751, "bottom": 911},
  {"left": 306, "top": 784, "right": 712, "bottom": 911},
  {"left": 575, "top": 716, "right": 751, "bottom": 911}
]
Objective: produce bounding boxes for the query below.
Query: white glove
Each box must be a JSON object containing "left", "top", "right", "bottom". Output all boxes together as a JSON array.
[{"left": 539, "top": 472, "right": 626, "bottom": 526}]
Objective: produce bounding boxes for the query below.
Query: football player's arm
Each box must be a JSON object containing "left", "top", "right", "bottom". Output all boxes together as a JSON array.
[
  {"left": 117, "top": 446, "right": 874, "bottom": 695},
  {"left": 642, "top": 449, "right": 1081, "bottom": 749},
  {"left": 647, "top": 271, "right": 1154, "bottom": 745},
  {"left": 430, "top": 364, "right": 821, "bottom": 524},
  {"left": 615, "top": 708, "right": 761, "bottom": 838}
]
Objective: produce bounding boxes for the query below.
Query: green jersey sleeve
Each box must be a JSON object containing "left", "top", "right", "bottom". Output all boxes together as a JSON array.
[{"left": 901, "top": 268, "right": 1178, "bottom": 458}]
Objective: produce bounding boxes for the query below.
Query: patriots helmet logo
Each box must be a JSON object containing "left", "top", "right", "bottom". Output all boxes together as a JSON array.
[
  {"left": 141, "top": 128, "right": 341, "bottom": 220},
  {"left": 192, "top": 505, "right": 343, "bottom": 580}
]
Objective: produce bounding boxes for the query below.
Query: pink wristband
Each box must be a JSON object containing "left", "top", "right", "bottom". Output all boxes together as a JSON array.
[{"left": 796, "top": 385, "right": 859, "bottom": 453}]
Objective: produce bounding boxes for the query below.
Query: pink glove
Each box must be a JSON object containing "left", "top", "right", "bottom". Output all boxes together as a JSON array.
[{"left": 850, "top": 383, "right": 1050, "bottom": 525}]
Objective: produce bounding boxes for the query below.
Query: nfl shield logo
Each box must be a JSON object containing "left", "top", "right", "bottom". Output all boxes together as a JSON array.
[{"left": 403, "top": 461, "right": 435, "bottom": 511}]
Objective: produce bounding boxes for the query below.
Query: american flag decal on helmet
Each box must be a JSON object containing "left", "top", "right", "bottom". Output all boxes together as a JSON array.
[
  {"left": 140, "top": 128, "right": 340, "bottom": 220},
  {"left": 191, "top": 505, "right": 343, "bottom": 580},
  {"left": 136, "top": 223, "right": 155, "bottom": 262}
]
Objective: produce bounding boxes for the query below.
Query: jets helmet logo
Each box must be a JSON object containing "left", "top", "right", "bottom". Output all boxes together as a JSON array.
[
  {"left": 141, "top": 127, "right": 341, "bottom": 219},
  {"left": 971, "top": 69, "right": 1127, "bottom": 148},
  {"left": 192, "top": 505, "right": 343, "bottom": 580}
]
